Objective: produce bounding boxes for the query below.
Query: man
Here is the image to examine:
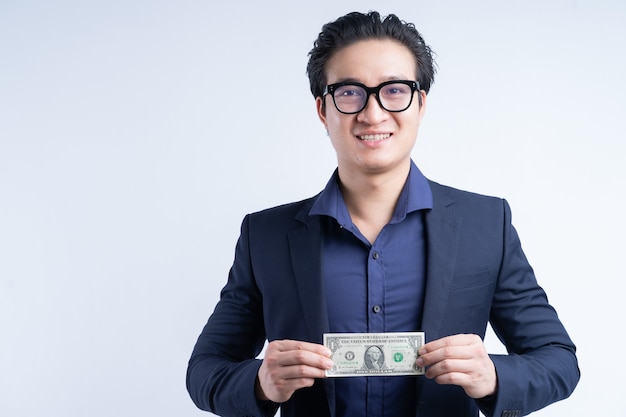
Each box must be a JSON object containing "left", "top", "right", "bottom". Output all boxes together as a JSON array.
[
  {"left": 187, "top": 11, "right": 579, "bottom": 417},
  {"left": 363, "top": 346, "right": 386, "bottom": 370}
]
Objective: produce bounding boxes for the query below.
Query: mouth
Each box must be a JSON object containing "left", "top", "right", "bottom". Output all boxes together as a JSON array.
[{"left": 357, "top": 133, "right": 392, "bottom": 142}]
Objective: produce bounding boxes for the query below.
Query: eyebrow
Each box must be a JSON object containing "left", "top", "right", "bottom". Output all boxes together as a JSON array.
[{"left": 330, "top": 75, "right": 409, "bottom": 85}]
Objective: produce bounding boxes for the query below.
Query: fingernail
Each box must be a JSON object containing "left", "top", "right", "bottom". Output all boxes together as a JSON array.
[
  {"left": 416, "top": 357, "right": 424, "bottom": 366},
  {"left": 326, "top": 359, "right": 334, "bottom": 369}
]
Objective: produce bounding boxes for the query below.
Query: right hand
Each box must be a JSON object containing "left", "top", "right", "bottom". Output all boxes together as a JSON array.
[{"left": 255, "top": 339, "right": 334, "bottom": 403}]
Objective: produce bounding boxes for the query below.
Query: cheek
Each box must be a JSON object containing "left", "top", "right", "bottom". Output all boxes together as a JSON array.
[
  {"left": 328, "top": 132, "right": 346, "bottom": 151},
  {"left": 326, "top": 112, "right": 343, "bottom": 127},
  {"left": 400, "top": 109, "right": 423, "bottom": 131},
  {"left": 326, "top": 114, "right": 352, "bottom": 135}
]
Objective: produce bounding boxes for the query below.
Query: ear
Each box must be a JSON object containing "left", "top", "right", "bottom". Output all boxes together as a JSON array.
[{"left": 316, "top": 96, "right": 328, "bottom": 127}]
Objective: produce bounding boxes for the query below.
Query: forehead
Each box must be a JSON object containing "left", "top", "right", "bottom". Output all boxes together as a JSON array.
[{"left": 325, "top": 38, "right": 416, "bottom": 84}]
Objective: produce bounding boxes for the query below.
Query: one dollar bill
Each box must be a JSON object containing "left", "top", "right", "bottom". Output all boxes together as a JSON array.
[{"left": 323, "top": 332, "right": 425, "bottom": 377}]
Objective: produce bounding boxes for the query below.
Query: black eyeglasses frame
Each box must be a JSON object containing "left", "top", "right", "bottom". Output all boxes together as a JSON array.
[{"left": 323, "top": 80, "right": 420, "bottom": 114}]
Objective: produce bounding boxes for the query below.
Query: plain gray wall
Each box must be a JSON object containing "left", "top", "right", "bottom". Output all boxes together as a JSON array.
[{"left": 1, "top": 1, "right": 624, "bottom": 416}]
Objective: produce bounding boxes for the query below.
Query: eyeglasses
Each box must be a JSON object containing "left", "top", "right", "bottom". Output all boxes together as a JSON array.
[{"left": 323, "top": 80, "right": 419, "bottom": 114}]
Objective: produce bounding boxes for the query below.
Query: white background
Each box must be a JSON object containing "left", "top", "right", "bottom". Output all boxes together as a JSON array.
[{"left": 1, "top": 1, "right": 624, "bottom": 416}]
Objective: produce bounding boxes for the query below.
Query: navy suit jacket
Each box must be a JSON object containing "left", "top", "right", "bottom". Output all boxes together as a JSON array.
[{"left": 187, "top": 180, "right": 579, "bottom": 417}]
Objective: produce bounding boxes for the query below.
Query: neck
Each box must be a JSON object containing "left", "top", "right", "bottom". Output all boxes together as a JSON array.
[{"left": 337, "top": 161, "right": 411, "bottom": 243}]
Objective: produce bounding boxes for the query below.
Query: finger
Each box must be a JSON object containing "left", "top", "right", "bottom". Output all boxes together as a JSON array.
[
  {"left": 424, "top": 359, "right": 497, "bottom": 399},
  {"left": 418, "top": 344, "right": 477, "bottom": 367},
  {"left": 431, "top": 369, "right": 474, "bottom": 387},
  {"left": 271, "top": 339, "right": 332, "bottom": 357},
  {"left": 259, "top": 340, "right": 333, "bottom": 403},
  {"left": 424, "top": 358, "right": 475, "bottom": 379},
  {"left": 418, "top": 335, "right": 485, "bottom": 366},
  {"left": 268, "top": 340, "right": 333, "bottom": 370},
  {"left": 278, "top": 349, "right": 334, "bottom": 371},
  {"left": 419, "top": 334, "right": 480, "bottom": 354},
  {"left": 257, "top": 365, "right": 318, "bottom": 403},
  {"left": 278, "top": 362, "right": 330, "bottom": 381}
]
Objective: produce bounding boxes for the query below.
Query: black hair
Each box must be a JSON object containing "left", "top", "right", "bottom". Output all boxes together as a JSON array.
[{"left": 306, "top": 11, "right": 436, "bottom": 99}]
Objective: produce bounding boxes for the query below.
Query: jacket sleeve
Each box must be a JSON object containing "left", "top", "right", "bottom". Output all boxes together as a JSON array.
[
  {"left": 186, "top": 215, "right": 279, "bottom": 417},
  {"left": 480, "top": 199, "right": 580, "bottom": 417}
]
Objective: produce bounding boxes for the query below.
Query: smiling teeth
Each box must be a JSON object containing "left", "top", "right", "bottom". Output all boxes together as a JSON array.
[{"left": 358, "top": 133, "right": 391, "bottom": 141}]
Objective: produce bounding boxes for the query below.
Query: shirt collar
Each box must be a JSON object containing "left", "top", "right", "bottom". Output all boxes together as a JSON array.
[{"left": 309, "top": 160, "right": 433, "bottom": 225}]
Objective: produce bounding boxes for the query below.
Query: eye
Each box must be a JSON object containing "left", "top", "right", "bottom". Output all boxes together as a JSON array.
[
  {"left": 383, "top": 84, "right": 410, "bottom": 95},
  {"left": 334, "top": 85, "right": 364, "bottom": 98}
]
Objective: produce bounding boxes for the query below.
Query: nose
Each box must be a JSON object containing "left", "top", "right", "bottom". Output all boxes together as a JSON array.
[{"left": 357, "top": 93, "right": 388, "bottom": 124}]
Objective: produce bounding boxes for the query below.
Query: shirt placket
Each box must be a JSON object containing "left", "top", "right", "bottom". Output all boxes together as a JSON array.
[{"left": 367, "top": 239, "right": 385, "bottom": 417}]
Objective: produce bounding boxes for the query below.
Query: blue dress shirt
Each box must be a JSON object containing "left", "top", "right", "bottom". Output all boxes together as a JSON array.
[{"left": 309, "top": 160, "right": 433, "bottom": 417}]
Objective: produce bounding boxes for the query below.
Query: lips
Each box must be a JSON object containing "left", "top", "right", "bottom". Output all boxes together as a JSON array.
[{"left": 357, "top": 133, "right": 392, "bottom": 141}]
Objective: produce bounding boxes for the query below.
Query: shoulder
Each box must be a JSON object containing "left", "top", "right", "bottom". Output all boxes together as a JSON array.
[
  {"left": 428, "top": 179, "right": 506, "bottom": 209},
  {"left": 427, "top": 180, "right": 512, "bottom": 226},
  {"left": 243, "top": 194, "right": 320, "bottom": 230},
  {"left": 248, "top": 195, "right": 318, "bottom": 219}
]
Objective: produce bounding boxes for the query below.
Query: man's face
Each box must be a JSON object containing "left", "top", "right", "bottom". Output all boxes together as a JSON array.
[
  {"left": 316, "top": 38, "right": 426, "bottom": 178},
  {"left": 369, "top": 347, "right": 381, "bottom": 361}
]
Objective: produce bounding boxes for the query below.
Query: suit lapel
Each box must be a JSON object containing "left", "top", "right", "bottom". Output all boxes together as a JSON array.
[
  {"left": 414, "top": 183, "right": 462, "bottom": 414},
  {"left": 288, "top": 203, "right": 336, "bottom": 416},
  {"left": 421, "top": 183, "right": 461, "bottom": 341},
  {"left": 287, "top": 204, "right": 330, "bottom": 344}
]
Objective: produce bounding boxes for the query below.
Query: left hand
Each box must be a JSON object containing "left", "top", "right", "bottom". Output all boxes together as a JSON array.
[{"left": 416, "top": 334, "right": 497, "bottom": 399}]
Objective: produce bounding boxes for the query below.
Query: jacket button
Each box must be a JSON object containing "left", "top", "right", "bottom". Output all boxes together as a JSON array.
[{"left": 372, "top": 305, "right": 381, "bottom": 313}]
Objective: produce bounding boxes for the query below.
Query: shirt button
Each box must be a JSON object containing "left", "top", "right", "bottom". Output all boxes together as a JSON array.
[
  {"left": 372, "top": 305, "right": 381, "bottom": 313},
  {"left": 372, "top": 252, "right": 379, "bottom": 259}
]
